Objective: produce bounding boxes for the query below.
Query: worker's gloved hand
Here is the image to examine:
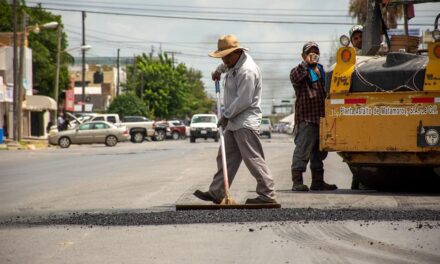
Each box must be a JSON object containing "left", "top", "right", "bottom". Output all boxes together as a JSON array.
[
  {"left": 217, "top": 116, "right": 229, "bottom": 128},
  {"left": 212, "top": 71, "right": 221, "bottom": 81},
  {"left": 212, "top": 63, "right": 227, "bottom": 81}
]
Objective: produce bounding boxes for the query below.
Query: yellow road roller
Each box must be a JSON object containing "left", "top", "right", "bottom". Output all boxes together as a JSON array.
[{"left": 321, "top": 1, "right": 440, "bottom": 190}]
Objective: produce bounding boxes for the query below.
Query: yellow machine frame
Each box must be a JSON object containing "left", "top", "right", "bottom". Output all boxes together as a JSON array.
[{"left": 320, "top": 42, "right": 440, "bottom": 165}]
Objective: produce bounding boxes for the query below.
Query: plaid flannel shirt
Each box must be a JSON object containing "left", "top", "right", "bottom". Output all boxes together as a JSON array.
[{"left": 290, "top": 61, "right": 326, "bottom": 125}]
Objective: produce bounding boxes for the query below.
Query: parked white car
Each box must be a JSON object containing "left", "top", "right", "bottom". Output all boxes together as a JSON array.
[
  {"left": 260, "top": 118, "right": 272, "bottom": 138},
  {"left": 189, "top": 114, "right": 218, "bottom": 143}
]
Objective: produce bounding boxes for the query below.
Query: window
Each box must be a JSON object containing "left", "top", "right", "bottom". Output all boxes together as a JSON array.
[
  {"left": 192, "top": 116, "right": 216, "bottom": 123},
  {"left": 123, "top": 116, "right": 149, "bottom": 122},
  {"left": 107, "top": 116, "right": 117, "bottom": 123},
  {"left": 93, "top": 71, "right": 103, "bottom": 84},
  {"left": 94, "top": 123, "right": 108, "bottom": 129},
  {"left": 93, "top": 116, "right": 104, "bottom": 121},
  {"left": 79, "top": 123, "right": 93, "bottom": 130}
]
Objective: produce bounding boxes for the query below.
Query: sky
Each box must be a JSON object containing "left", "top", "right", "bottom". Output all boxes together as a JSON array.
[{"left": 26, "top": 0, "right": 440, "bottom": 115}]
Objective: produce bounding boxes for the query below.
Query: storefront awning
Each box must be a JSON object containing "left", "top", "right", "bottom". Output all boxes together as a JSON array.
[{"left": 22, "top": 95, "right": 57, "bottom": 111}]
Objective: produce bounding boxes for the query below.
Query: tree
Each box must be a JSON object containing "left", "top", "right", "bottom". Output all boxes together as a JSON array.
[
  {"left": 0, "top": 1, "right": 72, "bottom": 98},
  {"left": 127, "top": 53, "right": 214, "bottom": 119},
  {"left": 107, "top": 93, "right": 148, "bottom": 118},
  {"left": 349, "top": 0, "right": 403, "bottom": 29}
]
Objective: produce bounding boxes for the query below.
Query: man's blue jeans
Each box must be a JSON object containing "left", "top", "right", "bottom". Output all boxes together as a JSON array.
[{"left": 291, "top": 121, "right": 327, "bottom": 172}]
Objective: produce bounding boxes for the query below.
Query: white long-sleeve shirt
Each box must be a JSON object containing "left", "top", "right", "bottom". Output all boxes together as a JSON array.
[{"left": 216, "top": 52, "right": 263, "bottom": 131}]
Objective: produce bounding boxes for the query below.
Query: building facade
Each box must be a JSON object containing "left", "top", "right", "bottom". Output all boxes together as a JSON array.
[
  {"left": 0, "top": 38, "right": 56, "bottom": 140},
  {"left": 67, "top": 62, "right": 126, "bottom": 113}
]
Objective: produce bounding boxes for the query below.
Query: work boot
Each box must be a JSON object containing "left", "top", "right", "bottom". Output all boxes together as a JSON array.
[
  {"left": 351, "top": 174, "right": 360, "bottom": 190},
  {"left": 193, "top": 190, "right": 221, "bottom": 204},
  {"left": 310, "top": 170, "right": 337, "bottom": 191},
  {"left": 245, "top": 197, "right": 278, "bottom": 204},
  {"left": 291, "top": 170, "right": 309, "bottom": 191}
]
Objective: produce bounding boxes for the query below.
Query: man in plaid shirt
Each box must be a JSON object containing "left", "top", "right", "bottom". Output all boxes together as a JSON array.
[{"left": 289, "top": 41, "right": 337, "bottom": 192}]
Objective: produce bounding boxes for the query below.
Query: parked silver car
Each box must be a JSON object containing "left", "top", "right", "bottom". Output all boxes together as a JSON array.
[{"left": 48, "top": 121, "right": 130, "bottom": 148}]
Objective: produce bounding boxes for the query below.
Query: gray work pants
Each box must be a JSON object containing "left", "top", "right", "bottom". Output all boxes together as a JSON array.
[
  {"left": 208, "top": 128, "right": 276, "bottom": 202},
  {"left": 291, "top": 121, "right": 328, "bottom": 172}
]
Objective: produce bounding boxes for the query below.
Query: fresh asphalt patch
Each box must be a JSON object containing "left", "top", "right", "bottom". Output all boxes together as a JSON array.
[{"left": 1, "top": 208, "right": 440, "bottom": 227}]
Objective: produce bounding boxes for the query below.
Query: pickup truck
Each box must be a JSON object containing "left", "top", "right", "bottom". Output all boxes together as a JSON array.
[
  {"left": 189, "top": 114, "right": 219, "bottom": 143},
  {"left": 82, "top": 114, "right": 167, "bottom": 142}
]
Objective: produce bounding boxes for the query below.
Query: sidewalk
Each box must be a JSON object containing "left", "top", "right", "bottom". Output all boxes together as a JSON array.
[{"left": 0, "top": 138, "right": 50, "bottom": 150}]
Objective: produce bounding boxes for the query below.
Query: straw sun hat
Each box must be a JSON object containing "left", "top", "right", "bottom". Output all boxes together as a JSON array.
[{"left": 208, "top": 34, "right": 249, "bottom": 58}]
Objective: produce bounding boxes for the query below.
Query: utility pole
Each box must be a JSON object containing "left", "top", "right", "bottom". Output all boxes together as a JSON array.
[
  {"left": 149, "top": 45, "right": 154, "bottom": 59},
  {"left": 53, "top": 24, "right": 62, "bottom": 123},
  {"left": 164, "top": 51, "right": 181, "bottom": 68},
  {"left": 12, "top": 0, "right": 18, "bottom": 141},
  {"left": 17, "top": 10, "right": 26, "bottom": 141},
  {"left": 81, "top": 11, "right": 86, "bottom": 113},
  {"left": 116, "top": 48, "right": 120, "bottom": 96},
  {"left": 403, "top": 3, "right": 409, "bottom": 36},
  {"left": 132, "top": 55, "right": 137, "bottom": 93},
  {"left": 362, "top": 0, "right": 382, "bottom": 55},
  {"left": 140, "top": 73, "right": 144, "bottom": 99}
]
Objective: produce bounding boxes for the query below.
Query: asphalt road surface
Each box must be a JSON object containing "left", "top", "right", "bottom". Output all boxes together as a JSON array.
[{"left": 0, "top": 133, "right": 439, "bottom": 263}]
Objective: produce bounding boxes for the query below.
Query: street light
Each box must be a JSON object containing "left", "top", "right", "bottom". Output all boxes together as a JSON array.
[
  {"left": 27, "top": 21, "right": 58, "bottom": 35},
  {"left": 54, "top": 34, "right": 91, "bottom": 122}
]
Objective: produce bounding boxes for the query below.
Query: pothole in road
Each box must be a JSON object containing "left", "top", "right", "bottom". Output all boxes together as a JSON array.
[
  {"left": 1, "top": 208, "right": 439, "bottom": 227},
  {"left": 95, "top": 149, "right": 172, "bottom": 155}
]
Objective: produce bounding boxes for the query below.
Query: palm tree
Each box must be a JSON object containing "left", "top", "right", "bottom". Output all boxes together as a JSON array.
[
  {"left": 349, "top": 0, "right": 403, "bottom": 29},
  {"left": 349, "top": 0, "right": 368, "bottom": 25}
]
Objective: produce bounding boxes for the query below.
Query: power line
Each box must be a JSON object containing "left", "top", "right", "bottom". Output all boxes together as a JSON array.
[
  {"left": 64, "top": 24, "right": 339, "bottom": 53},
  {"left": 26, "top": 1, "right": 382, "bottom": 18},
  {"left": 25, "top": 0, "right": 358, "bottom": 12},
  {"left": 32, "top": 1, "right": 440, "bottom": 20},
  {"left": 26, "top": 5, "right": 434, "bottom": 26},
  {"left": 18, "top": 5, "right": 398, "bottom": 26},
  {"left": 28, "top": 0, "right": 440, "bottom": 13}
]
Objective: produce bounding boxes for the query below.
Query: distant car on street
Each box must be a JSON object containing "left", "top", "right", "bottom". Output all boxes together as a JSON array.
[
  {"left": 87, "top": 114, "right": 167, "bottom": 143},
  {"left": 48, "top": 121, "right": 130, "bottom": 148},
  {"left": 155, "top": 120, "right": 188, "bottom": 140},
  {"left": 260, "top": 118, "right": 272, "bottom": 138},
  {"left": 189, "top": 114, "right": 218, "bottom": 143}
]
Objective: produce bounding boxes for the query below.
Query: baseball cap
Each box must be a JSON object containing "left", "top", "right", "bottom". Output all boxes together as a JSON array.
[
  {"left": 349, "top": 25, "right": 363, "bottom": 38},
  {"left": 302, "top": 41, "right": 319, "bottom": 54}
]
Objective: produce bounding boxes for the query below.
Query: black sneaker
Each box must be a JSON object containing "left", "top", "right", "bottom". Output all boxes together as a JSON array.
[
  {"left": 193, "top": 190, "right": 221, "bottom": 204},
  {"left": 245, "top": 197, "right": 278, "bottom": 204}
]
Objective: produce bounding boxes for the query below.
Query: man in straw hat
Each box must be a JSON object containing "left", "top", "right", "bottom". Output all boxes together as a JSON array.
[
  {"left": 289, "top": 41, "right": 337, "bottom": 192},
  {"left": 193, "top": 34, "right": 277, "bottom": 204}
]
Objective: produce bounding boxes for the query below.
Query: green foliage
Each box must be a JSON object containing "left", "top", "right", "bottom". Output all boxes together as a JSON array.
[
  {"left": 127, "top": 53, "right": 214, "bottom": 119},
  {"left": 0, "top": 1, "right": 11, "bottom": 32},
  {"left": 0, "top": 1, "right": 72, "bottom": 97},
  {"left": 107, "top": 93, "right": 148, "bottom": 118}
]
